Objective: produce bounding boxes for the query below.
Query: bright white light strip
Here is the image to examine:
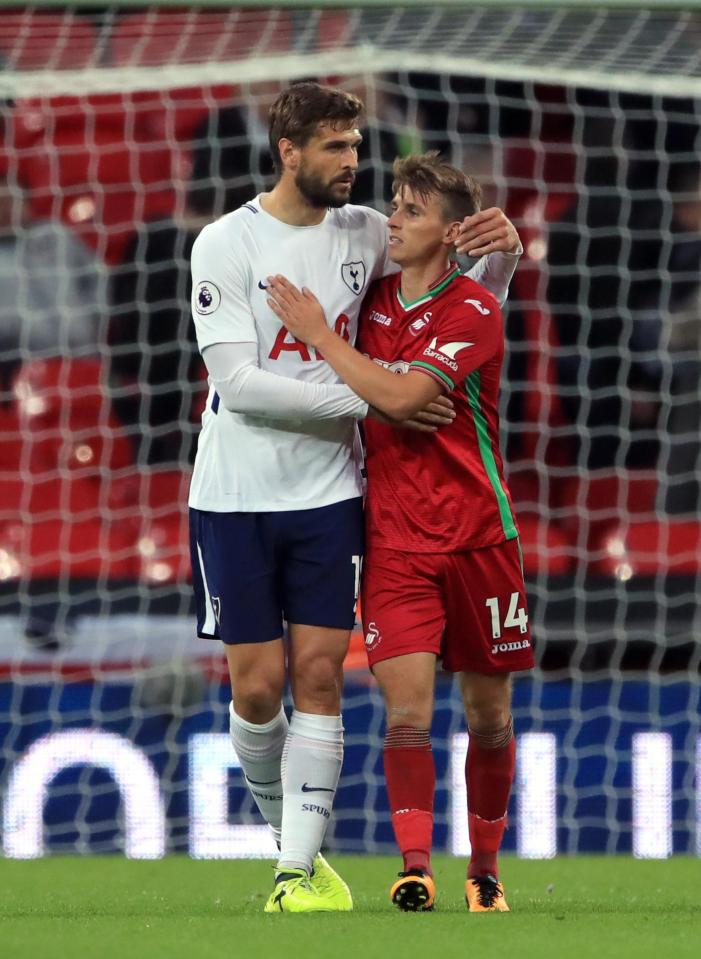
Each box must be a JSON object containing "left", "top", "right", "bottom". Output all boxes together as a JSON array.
[
  {"left": 2, "top": 728, "right": 689, "bottom": 859},
  {"left": 3, "top": 730, "right": 166, "bottom": 859},
  {"left": 188, "top": 733, "right": 277, "bottom": 859},
  {"left": 451, "top": 730, "right": 557, "bottom": 859},
  {"left": 450, "top": 733, "right": 470, "bottom": 856},
  {"left": 517, "top": 733, "right": 557, "bottom": 859},
  {"left": 632, "top": 732, "right": 672, "bottom": 859}
]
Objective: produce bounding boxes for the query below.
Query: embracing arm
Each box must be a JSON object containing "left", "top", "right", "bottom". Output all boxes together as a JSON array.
[
  {"left": 299, "top": 332, "right": 442, "bottom": 422},
  {"left": 265, "top": 280, "right": 444, "bottom": 422},
  {"left": 191, "top": 222, "right": 367, "bottom": 422},
  {"left": 204, "top": 342, "right": 368, "bottom": 421},
  {"left": 455, "top": 207, "right": 523, "bottom": 306}
]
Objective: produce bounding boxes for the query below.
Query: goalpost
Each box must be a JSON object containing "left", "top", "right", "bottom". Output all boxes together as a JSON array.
[{"left": 0, "top": 0, "right": 700, "bottom": 859}]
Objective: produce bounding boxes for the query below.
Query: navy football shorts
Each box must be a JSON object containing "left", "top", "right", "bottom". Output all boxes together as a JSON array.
[{"left": 189, "top": 496, "right": 364, "bottom": 645}]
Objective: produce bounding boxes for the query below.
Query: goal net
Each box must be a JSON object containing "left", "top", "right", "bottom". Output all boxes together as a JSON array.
[{"left": 1, "top": 0, "right": 700, "bottom": 860}]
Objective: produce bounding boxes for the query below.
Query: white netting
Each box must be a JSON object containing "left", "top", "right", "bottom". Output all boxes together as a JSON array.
[
  {"left": 0, "top": 3, "right": 700, "bottom": 859},
  {"left": 2, "top": 4, "right": 701, "bottom": 98}
]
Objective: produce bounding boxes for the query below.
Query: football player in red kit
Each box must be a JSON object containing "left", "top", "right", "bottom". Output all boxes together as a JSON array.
[{"left": 267, "top": 152, "right": 532, "bottom": 914}]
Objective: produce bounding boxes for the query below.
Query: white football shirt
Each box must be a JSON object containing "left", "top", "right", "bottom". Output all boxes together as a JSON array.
[{"left": 188, "top": 196, "right": 390, "bottom": 512}]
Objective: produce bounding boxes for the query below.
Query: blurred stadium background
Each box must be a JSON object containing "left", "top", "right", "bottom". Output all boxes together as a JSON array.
[{"left": 0, "top": 0, "right": 700, "bottom": 862}]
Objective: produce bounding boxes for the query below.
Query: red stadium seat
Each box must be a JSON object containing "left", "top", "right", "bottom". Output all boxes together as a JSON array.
[
  {"left": 554, "top": 469, "right": 659, "bottom": 559},
  {"left": 556, "top": 470, "right": 659, "bottom": 521},
  {"left": 13, "top": 91, "right": 187, "bottom": 141},
  {"left": 139, "top": 85, "right": 237, "bottom": 144},
  {"left": 133, "top": 515, "right": 191, "bottom": 584},
  {"left": 316, "top": 10, "right": 353, "bottom": 48},
  {"left": 505, "top": 466, "right": 561, "bottom": 517},
  {"left": 8, "top": 426, "right": 129, "bottom": 483},
  {"left": 516, "top": 515, "right": 573, "bottom": 576},
  {"left": 0, "top": 11, "right": 98, "bottom": 70},
  {"left": 592, "top": 521, "right": 701, "bottom": 577},
  {"left": 505, "top": 142, "right": 577, "bottom": 225},
  {"left": 64, "top": 427, "right": 135, "bottom": 478},
  {"left": 12, "top": 359, "right": 135, "bottom": 478},
  {"left": 0, "top": 466, "right": 192, "bottom": 582},
  {"left": 18, "top": 125, "right": 175, "bottom": 262},
  {"left": 140, "top": 470, "right": 192, "bottom": 514},
  {"left": 0, "top": 474, "right": 101, "bottom": 522},
  {"left": 105, "top": 469, "right": 191, "bottom": 521},
  {"left": 0, "top": 518, "right": 137, "bottom": 579},
  {"left": 0, "top": 478, "right": 24, "bottom": 527},
  {"left": 96, "top": 472, "right": 191, "bottom": 582},
  {"left": 12, "top": 85, "right": 238, "bottom": 156},
  {"left": 109, "top": 9, "right": 292, "bottom": 67},
  {"left": 16, "top": 426, "right": 134, "bottom": 482},
  {"left": 92, "top": 188, "right": 176, "bottom": 264},
  {"left": 13, "top": 358, "right": 109, "bottom": 427},
  {"left": 0, "top": 407, "right": 22, "bottom": 471}
]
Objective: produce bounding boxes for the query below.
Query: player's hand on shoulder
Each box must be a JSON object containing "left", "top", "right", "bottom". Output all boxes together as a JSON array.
[
  {"left": 455, "top": 208, "right": 521, "bottom": 257},
  {"left": 266, "top": 275, "right": 328, "bottom": 348}
]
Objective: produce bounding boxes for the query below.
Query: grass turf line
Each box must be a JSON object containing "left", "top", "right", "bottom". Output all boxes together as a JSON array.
[{"left": 1, "top": 855, "right": 699, "bottom": 959}]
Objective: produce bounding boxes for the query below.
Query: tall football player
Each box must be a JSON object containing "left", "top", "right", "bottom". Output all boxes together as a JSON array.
[
  {"left": 189, "top": 82, "right": 522, "bottom": 913},
  {"left": 267, "top": 152, "right": 532, "bottom": 913}
]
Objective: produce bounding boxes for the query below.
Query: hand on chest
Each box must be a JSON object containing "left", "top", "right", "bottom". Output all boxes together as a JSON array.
[{"left": 254, "top": 246, "right": 369, "bottom": 367}]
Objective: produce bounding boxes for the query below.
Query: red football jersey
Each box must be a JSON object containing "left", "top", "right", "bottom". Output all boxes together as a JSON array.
[{"left": 357, "top": 266, "right": 519, "bottom": 553}]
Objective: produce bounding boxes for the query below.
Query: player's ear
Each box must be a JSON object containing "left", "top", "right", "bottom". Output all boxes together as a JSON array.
[
  {"left": 278, "top": 138, "right": 300, "bottom": 172},
  {"left": 443, "top": 220, "right": 461, "bottom": 246}
]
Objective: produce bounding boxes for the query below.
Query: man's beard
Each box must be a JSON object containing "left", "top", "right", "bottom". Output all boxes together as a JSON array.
[{"left": 295, "top": 164, "right": 353, "bottom": 209}]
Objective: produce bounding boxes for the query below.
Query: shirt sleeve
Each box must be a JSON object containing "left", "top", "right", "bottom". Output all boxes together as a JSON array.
[
  {"left": 204, "top": 342, "right": 368, "bottom": 421},
  {"left": 464, "top": 244, "right": 523, "bottom": 306},
  {"left": 410, "top": 297, "right": 502, "bottom": 392},
  {"left": 190, "top": 221, "right": 257, "bottom": 351}
]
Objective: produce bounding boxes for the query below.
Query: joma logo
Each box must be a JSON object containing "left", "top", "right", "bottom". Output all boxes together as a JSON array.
[{"left": 492, "top": 639, "right": 531, "bottom": 655}]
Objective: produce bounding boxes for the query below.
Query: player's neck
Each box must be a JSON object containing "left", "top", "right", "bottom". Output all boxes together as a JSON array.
[
  {"left": 260, "top": 179, "right": 328, "bottom": 227},
  {"left": 399, "top": 254, "right": 455, "bottom": 305}
]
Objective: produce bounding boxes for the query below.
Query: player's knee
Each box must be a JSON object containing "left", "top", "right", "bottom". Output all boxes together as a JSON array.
[
  {"left": 232, "top": 678, "right": 284, "bottom": 724},
  {"left": 461, "top": 674, "right": 511, "bottom": 734},
  {"left": 377, "top": 672, "right": 434, "bottom": 728},
  {"left": 385, "top": 699, "right": 432, "bottom": 729},
  {"left": 292, "top": 655, "right": 342, "bottom": 711},
  {"left": 466, "top": 701, "right": 511, "bottom": 736}
]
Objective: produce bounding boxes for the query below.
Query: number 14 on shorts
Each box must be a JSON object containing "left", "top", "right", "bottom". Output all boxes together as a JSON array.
[{"left": 485, "top": 593, "right": 529, "bottom": 639}]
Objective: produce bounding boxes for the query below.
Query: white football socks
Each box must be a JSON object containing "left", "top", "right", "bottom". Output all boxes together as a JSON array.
[
  {"left": 229, "top": 702, "right": 288, "bottom": 844},
  {"left": 278, "top": 710, "right": 344, "bottom": 874}
]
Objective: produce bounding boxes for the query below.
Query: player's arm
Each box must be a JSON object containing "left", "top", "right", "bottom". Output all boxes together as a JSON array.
[
  {"left": 456, "top": 208, "right": 522, "bottom": 307},
  {"left": 267, "top": 277, "right": 446, "bottom": 422},
  {"left": 191, "top": 224, "right": 367, "bottom": 421},
  {"left": 202, "top": 341, "right": 368, "bottom": 421},
  {"left": 369, "top": 398, "right": 456, "bottom": 432}
]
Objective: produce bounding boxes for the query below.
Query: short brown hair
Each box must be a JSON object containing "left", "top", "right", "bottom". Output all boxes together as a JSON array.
[
  {"left": 268, "top": 81, "right": 363, "bottom": 174},
  {"left": 392, "top": 152, "right": 482, "bottom": 222}
]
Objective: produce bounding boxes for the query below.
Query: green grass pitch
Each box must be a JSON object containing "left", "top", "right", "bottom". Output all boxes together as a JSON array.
[{"left": 2, "top": 855, "right": 699, "bottom": 959}]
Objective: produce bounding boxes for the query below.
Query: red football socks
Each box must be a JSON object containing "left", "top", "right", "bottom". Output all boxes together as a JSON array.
[
  {"left": 383, "top": 725, "right": 435, "bottom": 876},
  {"left": 466, "top": 718, "right": 516, "bottom": 879}
]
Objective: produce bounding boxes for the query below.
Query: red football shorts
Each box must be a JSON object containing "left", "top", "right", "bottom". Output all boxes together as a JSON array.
[{"left": 361, "top": 537, "right": 535, "bottom": 674}]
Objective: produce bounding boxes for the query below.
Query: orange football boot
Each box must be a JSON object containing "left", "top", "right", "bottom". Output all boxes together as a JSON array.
[
  {"left": 390, "top": 870, "right": 436, "bottom": 912},
  {"left": 465, "top": 875, "right": 510, "bottom": 912}
]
